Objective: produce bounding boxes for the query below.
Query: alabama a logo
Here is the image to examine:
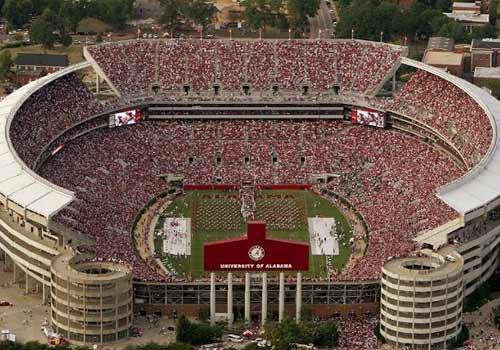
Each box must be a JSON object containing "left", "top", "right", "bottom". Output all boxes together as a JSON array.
[{"left": 248, "top": 245, "right": 265, "bottom": 261}]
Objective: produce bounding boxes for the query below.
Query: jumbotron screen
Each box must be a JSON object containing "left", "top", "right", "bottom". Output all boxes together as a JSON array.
[
  {"left": 110, "top": 109, "right": 142, "bottom": 127},
  {"left": 351, "top": 108, "right": 386, "bottom": 128}
]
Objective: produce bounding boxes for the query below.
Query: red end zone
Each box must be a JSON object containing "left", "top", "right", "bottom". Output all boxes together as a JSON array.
[{"left": 204, "top": 221, "right": 309, "bottom": 272}]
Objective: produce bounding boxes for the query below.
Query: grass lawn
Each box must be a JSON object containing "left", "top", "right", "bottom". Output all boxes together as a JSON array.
[{"left": 155, "top": 190, "right": 352, "bottom": 278}]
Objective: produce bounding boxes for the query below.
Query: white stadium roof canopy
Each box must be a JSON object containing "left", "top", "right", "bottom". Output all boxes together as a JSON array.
[
  {"left": 403, "top": 58, "right": 500, "bottom": 217},
  {"left": 0, "top": 61, "right": 90, "bottom": 218}
]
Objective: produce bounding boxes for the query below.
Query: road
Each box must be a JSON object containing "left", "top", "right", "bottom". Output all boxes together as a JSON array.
[{"left": 310, "top": 0, "right": 336, "bottom": 39}]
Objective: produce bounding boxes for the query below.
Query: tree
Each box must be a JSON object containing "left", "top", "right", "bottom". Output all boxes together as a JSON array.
[
  {"left": 437, "top": 20, "right": 465, "bottom": 42},
  {"left": 0, "top": 50, "right": 13, "bottom": 81},
  {"left": 240, "top": 0, "right": 285, "bottom": 31},
  {"left": 470, "top": 24, "right": 497, "bottom": 40},
  {"left": 60, "top": 33, "right": 72, "bottom": 47},
  {"left": 31, "top": 0, "right": 62, "bottom": 16},
  {"left": 435, "top": 0, "right": 452, "bottom": 11},
  {"left": 182, "top": 0, "right": 218, "bottom": 30},
  {"left": 449, "top": 324, "right": 469, "bottom": 348},
  {"left": 159, "top": 0, "right": 183, "bottom": 32},
  {"left": 309, "top": 321, "right": 339, "bottom": 348},
  {"left": 265, "top": 318, "right": 339, "bottom": 350},
  {"left": 2, "top": 0, "right": 33, "bottom": 29},
  {"left": 30, "top": 15, "right": 56, "bottom": 49},
  {"left": 99, "top": 0, "right": 134, "bottom": 31},
  {"left": 30, "top": 8, "right": 72, "bottom": 48},
  {"left": 59, "top": 0, "right": 86, "bottom": 33},
  {"left": 165, "top": 343, "right": 195, "bottom": 350},
  {"left": 265, "top": 318, "right": 301, "bottom": 350},
  {"left": 176, "top": 315, "right": 223, "bottom": 345},
  {"left": 490, "top": 0, "right": 498, "bottom": 25},
  {"left": 243, "top": 343, "right": 260, "bottom": 350},
  {"left": 287, "top": 0, "right": 320, "bottom": 32},
  {"left": 374, "top": 321, "right": 386, "bottom": 344}
]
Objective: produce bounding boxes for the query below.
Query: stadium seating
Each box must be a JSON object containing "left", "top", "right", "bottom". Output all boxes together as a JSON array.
[
  {"left": 9, "top": 40, "right": 493, "bottom": 284},
  {"left": 387, "top": 70, "right": 493, "bottom": 167},
  {"left": 38, "top": 120, "right": 463, "bottom": 282},
  {"left": 86, "top": 39, "right": 403, "bottom": 97},
  {"left": 10, "top": 73, "right": 105, "bottom": 168}
]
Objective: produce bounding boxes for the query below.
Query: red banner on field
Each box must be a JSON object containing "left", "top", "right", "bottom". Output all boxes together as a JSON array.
[
  {"left": 204, "top": 221, "right": 309, "bottom": 272},
  {"left": 184, "top": 184, "right": 312, "bottom": 191}
]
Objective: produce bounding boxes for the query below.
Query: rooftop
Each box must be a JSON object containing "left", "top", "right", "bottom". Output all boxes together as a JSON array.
[
  {"left": 423, "top": 51, "right": 464, "bottom": 66},
  {"left": 14, "top": 53, "right": 69, "bottom": 68},
  {"left": 444, "top": 12, "right": 489, "bottom": 23},
  {"left": 474, "top": 67, "right": 500, "bottom": 79},
  {"left": 427, "top": 37, "right": 455, "bottom": 52},
  {"left": 472, "top": 38, "right": 500, "bottom": 50}
]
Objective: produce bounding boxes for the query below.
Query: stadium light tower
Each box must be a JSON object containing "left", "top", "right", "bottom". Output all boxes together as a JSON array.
[
  {"left": 229, "top": 28, "right": 232, "bottom": 40},
  {"left": 351, "top": 28, "right": 354, "bottom": 40},
  {"left": 319, "top": 28, "right": 322, "bottom": 39},
  {"left": 380, "top": 31, "right": 384, "bottom": 42}
]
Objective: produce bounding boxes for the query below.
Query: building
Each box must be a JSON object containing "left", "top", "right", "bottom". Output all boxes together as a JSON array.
[
  {"left": 380, "top": 248, "right": 464, "bottom": 350},
  {"left": 50, "top": 253, "right": 133, "bottom": 344},
  {"left": 423, "top": 51, "right": 464, "bottom": 77},
  {"left": 444, "top": 12, "right": 490, "bottom": 32},
  {"left": 426, "top": 37, "right": 455, "bottom": 52},
  {"left": 423, "top": 37, "right": 465, "bottom": 77},
  {"left": 473, "top": 67, "right": 500, "bottom": 95},
  {"left": 452, "top": 1, "right": 481, "bottom": 14},
  {"left": 444, "top": 2, "right": 490, "bottom": 32},
  {"left": 14, "top": 53, "right": 69, "bottom": 72},
  {"left": 471, "top": 38, "right": 500, "bottom": 71},
  {"left": 13, "top": 53, "right": 69, "bottom": 85}
]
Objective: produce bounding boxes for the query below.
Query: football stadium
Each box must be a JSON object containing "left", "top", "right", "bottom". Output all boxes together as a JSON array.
[{"left": 0, "top": 38, "right": 499, "bottom": 349}]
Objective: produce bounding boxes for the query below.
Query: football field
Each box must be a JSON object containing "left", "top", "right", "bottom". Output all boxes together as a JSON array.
[{"left": 154, "top": 190, "right": 352, "bottom": 278}]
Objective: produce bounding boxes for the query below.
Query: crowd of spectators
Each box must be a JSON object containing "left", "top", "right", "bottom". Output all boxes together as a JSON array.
[
  {"left": 9, "top": 73, "right": 105, "bottom": 168},
  {"left": 322, "top": 126, "right": 463, "bottom": 281},
  {"left": 38, "top": 119, "right": 463, "bottom": 282},
  {"left": 88, "top": 40, "right": 157, "bottom": 95},
  {"left": 337, "top": 316, "right": 378, "bottom": 350},
  {"left": 8, "top": 42, "right": 495, "bottom": 284},
  {"left": 86, "top": 39, "right": 403, "bottom": 97},
  {"left": 386, "top": 70, "right": 493, "bottom": 168}
]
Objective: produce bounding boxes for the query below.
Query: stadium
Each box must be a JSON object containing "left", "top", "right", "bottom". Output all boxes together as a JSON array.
[{"left": 0, "top": 38, "right": 499, "bottom": 349}]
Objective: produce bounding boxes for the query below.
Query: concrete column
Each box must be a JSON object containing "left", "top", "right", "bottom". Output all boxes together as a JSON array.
[
  {"left": 296, "top": 272, "right": 302, "bottom": 322},
  {"left": 244, "top": 272, "right": 251, "bottom": 325},
  {"left": 96, "top": 74, "right": 100, "bottom": 94},
  {"left": 4, "top": 254, "right": 12, "bottom": 271},
  {"left": 12, "top": 263, "right": 18, "bottom": 284},
  {"left": 25, "top": 273, "right": 30, "bottom": 294},
  {"left": 42, "top": 284, "right": 48, "bottom": 304},
  {"left": 261, "top": 272, "right": 267, "bottom": 326},
  {"left": 227, "top": 273, "right": 233, "bottom": 328},
  {"left": 210, "top": 272, "right": 216, "bottom": 325},
  {"left": 279, "top": 272, "right": 285, "bottom": 322},
  {"left": 392, "top": 74, "right": 397, "bottom": 92}
]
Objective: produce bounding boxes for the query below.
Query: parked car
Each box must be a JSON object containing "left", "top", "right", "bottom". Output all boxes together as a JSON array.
[{"left": 227, "top": 334, "right": 244, "bottom": 343}]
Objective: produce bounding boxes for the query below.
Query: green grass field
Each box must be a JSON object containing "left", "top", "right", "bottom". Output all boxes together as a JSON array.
[{"left": 154, "top": 190, "right": 351, "bottom": 278}]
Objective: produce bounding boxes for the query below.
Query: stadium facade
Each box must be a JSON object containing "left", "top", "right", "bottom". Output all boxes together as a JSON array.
[{"left": 0, "top": 39, "right": 499, "bottom": 348}]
